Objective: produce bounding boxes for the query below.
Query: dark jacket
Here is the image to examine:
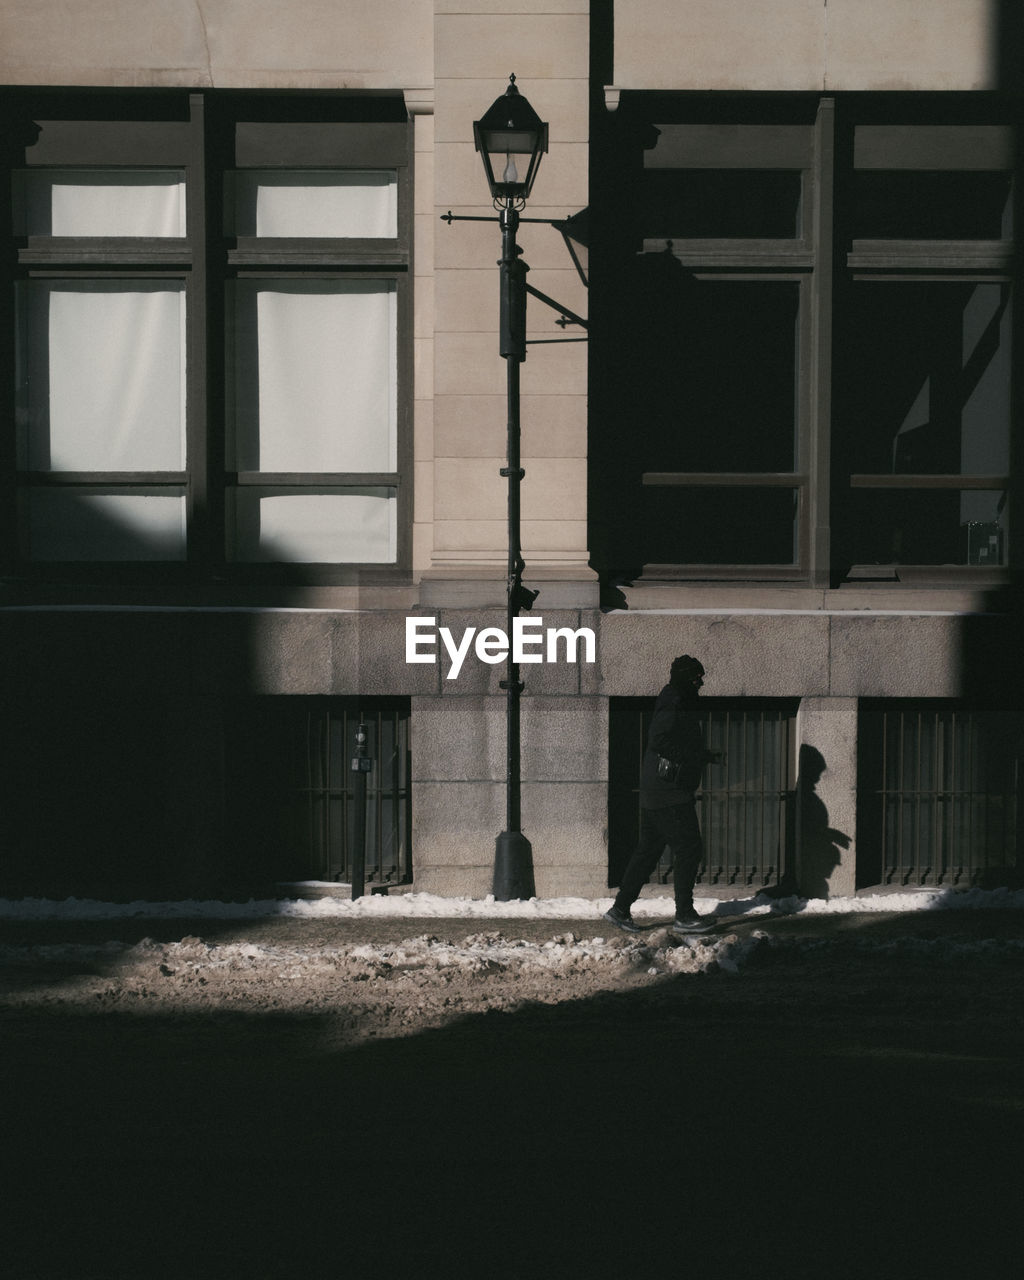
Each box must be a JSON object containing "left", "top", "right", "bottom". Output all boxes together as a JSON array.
[{"left": 639, "top": 682, "right": 707, "bottom": 809}]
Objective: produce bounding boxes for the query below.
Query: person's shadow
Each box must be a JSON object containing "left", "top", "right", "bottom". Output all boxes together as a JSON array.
[{"left": 797, "top": 745, "right": 851, "bottom": 899}]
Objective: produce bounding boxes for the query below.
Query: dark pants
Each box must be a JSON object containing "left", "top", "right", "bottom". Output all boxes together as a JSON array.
[{"left": 613, "top": 802, "right": 704, "bottom": 917}]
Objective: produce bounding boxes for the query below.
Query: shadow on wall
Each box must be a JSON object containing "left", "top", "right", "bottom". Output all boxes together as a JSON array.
[
  {"left": 0, "top": 492, "right": 367, "bottom": 901},
  {"left": 586, "top": 82, "right": 812, "bottom": 602},
  {"left": 796, "top": 745, "right": 850, "bottom": 900},
  {"left": 957, "top": 0, "right": 1024, "bottom": 887}
]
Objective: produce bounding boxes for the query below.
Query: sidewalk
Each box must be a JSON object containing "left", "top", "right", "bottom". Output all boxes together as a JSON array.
[{"left": 1, "top": 891, "right": 1022, "bottom": 949}]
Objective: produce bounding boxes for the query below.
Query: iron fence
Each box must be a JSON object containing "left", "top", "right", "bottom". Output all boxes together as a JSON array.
[
  {"left": 609, "top": 698, "right": 797, "bottom": 892},
  {"left": 301, "top": 702, "right": 412, "bottom": 886},
  {"left": 859, "top": 701, "right": 1021, "bottom": 888}
]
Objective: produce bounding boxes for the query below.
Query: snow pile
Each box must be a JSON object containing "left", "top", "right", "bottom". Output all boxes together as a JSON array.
[
  {"left": 2, "top": 885, "right": 1023, "bottom": 921},
  {"left": 5, "top": 920, "right": 1018, "bottom": 1024},
  {"left": 0, "top": 929, "right": 772, "bottom": 1033},
  {"left": 0, "top": 927, "right": 759, "bottom": 988},
  {"left": 4, "top": 901, "right": 1021, "bottom": 1034}
]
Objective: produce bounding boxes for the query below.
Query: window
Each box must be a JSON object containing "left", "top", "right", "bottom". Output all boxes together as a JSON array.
[
  {"left": 838, "top": 281, "right": 1010, "bottom": 570},
  {"left": 16, "top": 278, "right": 188, "bottom": 560},
  {"left": 858, "top": 701, "right": 1021, "bottom": 888},
  {"left": 641, "top": 278, "right": 803, "bottom": 569},
  {"left": 13, "top": 168, "right": 187, "bottom": 237},
  {"left": 836, "top": 120, "right": 1013, "bottom": 580},
  {"left": 590, "top": 106, "right": 818, "bottom": 581},
  {"left": 225, "top": 697, "right": 412, "bottom": 888},
  {"left": 590, "top": 96, "right": 1014, "bottom": 586},
  {"left": 608, "top": 698, "right": 797, "bottom": 892},
  {"left": 1, "top": 92, "right": 412, "bottom": 584}
]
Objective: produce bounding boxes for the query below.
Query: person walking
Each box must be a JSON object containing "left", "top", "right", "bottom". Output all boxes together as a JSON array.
[{"left": 604, "top": 654, "right": 718, "bottom": 936}]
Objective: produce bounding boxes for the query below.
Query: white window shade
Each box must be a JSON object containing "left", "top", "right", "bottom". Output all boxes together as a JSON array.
[
  {"left": 232, "top": 489, "right": 397, "bottom": 563},
  {"left": 16, "top": 281, "right": 187, "bottom": 472},
  {"left": 14, "top": 169, "right": 186, "bottom": 237},
  {"left": 231, "top": 280, "right": 397, "bottom": 473},
  {"left": 231, "top": 171, "right": 397, "bottom": 238}
]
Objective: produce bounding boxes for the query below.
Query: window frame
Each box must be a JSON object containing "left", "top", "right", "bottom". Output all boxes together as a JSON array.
[
  {"left": 635, "top": 110, "right": 825, "bottom": 582},
  {"left": 857, "top": 698, "right": 1021, "bottom": 889},
  {"left": 837, "top": 120, "right": 1013, "bottom": 585},
  {"left": 613, "top": 94, "right": 1015, "bottom": 588},
  {"left": 608, "top": 695, "right": 799, "bottom": 892},
  {"left": 0, "top": 90, "right": 413, "bottom": 590},
  {"left": 222, "top": 115, "right": 412, "bottom": 581}
]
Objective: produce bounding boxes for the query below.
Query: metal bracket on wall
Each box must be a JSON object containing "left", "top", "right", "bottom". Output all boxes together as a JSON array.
[{"left": 441, "top": 209, "right": 589, "bottom": 342}]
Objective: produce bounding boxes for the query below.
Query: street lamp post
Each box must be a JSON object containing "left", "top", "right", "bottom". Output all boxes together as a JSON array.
[{"left": 473, "top": 75, "right": 548, "bottom": 900}]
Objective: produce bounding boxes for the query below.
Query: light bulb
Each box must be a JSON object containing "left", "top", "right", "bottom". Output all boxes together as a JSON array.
[{"left": 502, "top": 153, "right": 519, "bottom": 185}]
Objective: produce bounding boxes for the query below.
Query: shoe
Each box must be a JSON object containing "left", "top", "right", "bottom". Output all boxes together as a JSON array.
[
  {"left": 603, "top": 906, "right": 643, "bottom": 934},
  {"left": 670, "top": 911, "right": 716, "bottom": 936}
]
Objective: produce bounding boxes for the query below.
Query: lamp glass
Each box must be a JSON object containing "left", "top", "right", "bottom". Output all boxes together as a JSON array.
[{"left": 473, "top": 77, "right": 548, "bottom": 201}]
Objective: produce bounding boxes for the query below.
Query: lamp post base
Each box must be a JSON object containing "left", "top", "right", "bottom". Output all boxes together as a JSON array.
[{"left": 493, "top": 830, "right": 536, "bottom": 901}]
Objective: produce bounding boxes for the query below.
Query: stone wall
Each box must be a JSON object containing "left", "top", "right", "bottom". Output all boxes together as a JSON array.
[
  {"left": 430, "top": 2, "right": 593, "bottom": 591},
  {"left": 0, "top": 0, "right": 434, "bottom": 90},
  {"left": 611, "top": 0, "right": 997, "bottom": 93}
]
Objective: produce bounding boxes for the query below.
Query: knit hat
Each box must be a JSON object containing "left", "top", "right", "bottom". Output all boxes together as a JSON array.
[{"left": 670, "top": 654, "right": 705, "bottom": 685}]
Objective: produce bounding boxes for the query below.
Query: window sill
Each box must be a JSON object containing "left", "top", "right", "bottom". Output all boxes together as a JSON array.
[
  {"left": 640, "top": 564, "right": 804, "bottom": 581},
  {"left": 841, "top": 565, "right": 1010, "bottom": 587}
]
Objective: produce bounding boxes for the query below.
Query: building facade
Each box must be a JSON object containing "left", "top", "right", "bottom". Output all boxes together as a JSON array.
[{"left": 0, "top": 1, "right": 1019, "bottom": 901}]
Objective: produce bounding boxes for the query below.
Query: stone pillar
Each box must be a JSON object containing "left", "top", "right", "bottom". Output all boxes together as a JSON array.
[
  {"left": 408, "top": 604, "right": 606, "bottom": 899},
  {"left": 429, "top": 1, "right": 595, "bottom": 604},
  {"left": 521, "top": 693, "right": 609, "bottom": 899},
  {"left": 410, "top": 694, "right": 506, "bottom": 898},
  {"left": 410, "top": 690, "right": 608, "bottom": 899},
  {"left": 795, "top": 697, "right": 858, "bottom": 898}
]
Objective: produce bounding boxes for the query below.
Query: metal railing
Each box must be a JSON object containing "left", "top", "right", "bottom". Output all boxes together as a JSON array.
[
  {"left": 862, "top": 701, "right": 1020, "bottom": 888},
  {"left": 302, "top": 702, "right": 412, "bottom": 886},
  {"left": 609, "top": 698, "right": 797, "bottom": 892},
  {"left": 696, "top": 704, "right": 795, "bottom": 889}
]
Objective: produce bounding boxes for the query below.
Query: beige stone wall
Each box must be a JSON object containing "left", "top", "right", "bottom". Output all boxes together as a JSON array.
[
  {"left": 594, "top": 606, "right": 979, "bottom": 701},
  {"left": 431, "top": 2, "right": 592, "bottom": 588},
  {"left": 411, "top": 691, "right": 609, "bottom": 899},
  {"left": 0, "top": 0, "right": 434, "bottom": 90},
  {"left": 611, "top": 0, "right": 998, "bottom": 93}
]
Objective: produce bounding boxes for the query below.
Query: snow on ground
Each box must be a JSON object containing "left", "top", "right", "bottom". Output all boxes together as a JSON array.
[
  {"left": 0, "top": 923, "right": 768, "bottom": 1034},
  {"left": 3, "top": 884, "right": 1024, "bottom": 921},
  {"left": 0, "top": 924, "right": 757, "bottom": 1002},
  {"left": 2, "top": 886, "right": 1022, "bottom": 1042}
]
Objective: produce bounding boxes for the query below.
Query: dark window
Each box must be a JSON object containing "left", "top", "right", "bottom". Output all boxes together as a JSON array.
[
  {"left": 841, "top": 282, "right": 1011, "bottom": 478},
  {"left": 227, "top": 697, "right": 412, "bottom": 889},
  {"left": 858, "top": 701, "right": 1021, "bottom": 889},
  {"left": 644, "top": 486, "right": 799, "bottom": 568},
  {"left": 299, "top": 700, "right": 412, "bottom": 887},
  {"left": 592, "top": 105, "right": 817, "bottom": 582},
  {"left": 643, "top": 280, "right": 799, "bottom": 474},
  {"left": 836, "top": 280, "right": 1010, "bottom": 568},
  {"left": 838, "top": 120, "right": 1013, "bottom": 582},
  {"left": 851, "top": 170, "right": 1012, "bottom": 240},
  {"left": 591, "top": 98, "right": 1014, "bottom": 586},
  {"left": 643, "top": 168, "right": 803, "bottom": 239},
  {"left": 608, "top": 698, "right": 797, "bottom": 893}
]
